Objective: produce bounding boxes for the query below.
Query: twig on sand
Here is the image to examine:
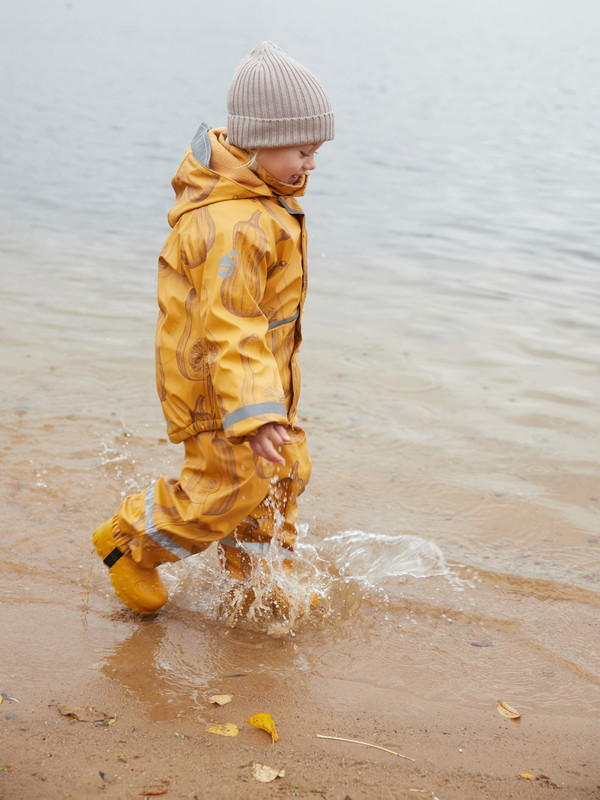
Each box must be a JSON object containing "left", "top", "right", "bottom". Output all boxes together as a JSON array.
[
  {"left": 286, "top": 782, "right": 327, "bottom": 795},
  {"left": 316, "top": 734, "right": 415, "bottom": 762}
]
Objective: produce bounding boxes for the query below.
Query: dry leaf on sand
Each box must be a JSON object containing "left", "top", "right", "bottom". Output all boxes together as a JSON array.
[
  {"left": 246, "top": 713, "right": 279, "bottom": 742},
  {"left": 209, "top": 694, "right": 233, "bottom": 706},
  {"left": 57, "top": 706, "right": 116, "bottom": 723},
  {"left": 252, "top": 763, "right": 285, "bottom": 783},
  {"left": 497, "top": 700, "right": 522, "bottom": 720},
  {"left": 205, "top": 722, "right": 239, "bottom": 737}
]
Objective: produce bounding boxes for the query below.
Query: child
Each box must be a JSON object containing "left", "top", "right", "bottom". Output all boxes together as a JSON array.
[{"left": 93, "top": 41, "right": 334, "bottom": 615}]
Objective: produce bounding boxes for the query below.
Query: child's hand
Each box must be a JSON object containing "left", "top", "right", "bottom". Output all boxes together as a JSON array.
[{"left": 247, "top": 423, "right": 290, "bottom": 465}]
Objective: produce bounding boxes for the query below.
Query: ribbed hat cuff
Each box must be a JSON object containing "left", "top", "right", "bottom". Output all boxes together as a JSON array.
[{"left": 227, "top": 112, "right": 335, "bottom": 149}]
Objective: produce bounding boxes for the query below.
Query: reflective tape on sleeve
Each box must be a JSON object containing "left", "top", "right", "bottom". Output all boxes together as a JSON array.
[{"left": 223, "top": 401, "right": 287, "bottom": 430}]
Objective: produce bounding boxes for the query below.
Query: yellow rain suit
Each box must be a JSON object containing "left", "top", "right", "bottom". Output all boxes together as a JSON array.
[{"left": 110, "top": 124, "right": 312, "bottom": 578}]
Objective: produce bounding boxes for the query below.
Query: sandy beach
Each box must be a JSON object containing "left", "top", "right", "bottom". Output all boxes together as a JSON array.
[
  {"left": 1, "top": 666, "right": 598, "bottom": 800},
  {"left": 1, "top": 412, "right": 599, "bottom": 799},
  {"left": 3, "top": 2, "right": 600, "bottom": 797}
]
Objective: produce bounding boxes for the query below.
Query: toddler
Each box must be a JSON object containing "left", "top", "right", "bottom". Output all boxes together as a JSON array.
[{"left": 93, "top": 41, "right": 334, "bottom": 615}]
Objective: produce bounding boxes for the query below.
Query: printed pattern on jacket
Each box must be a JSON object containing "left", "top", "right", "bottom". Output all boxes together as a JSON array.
[{"left": 155, "top": 126, "right": 308, "bottom": 445}]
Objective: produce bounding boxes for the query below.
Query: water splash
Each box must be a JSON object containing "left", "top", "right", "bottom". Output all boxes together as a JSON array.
[
  {"left": 321, "top": 530, "right": 448, "bottom": 598},
  {"left": 160, "top": 526, "right": 447, "bottom": 633},
  {"left": 161, "top": 538, "right": 332, "bottom": 637}
]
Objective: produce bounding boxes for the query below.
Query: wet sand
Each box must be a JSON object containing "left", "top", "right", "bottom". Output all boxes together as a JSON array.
[
  {"left": 2, "top": 406, "right": 599, "bottom": 799},
  {"left": 1, "top": 640, "right": 599, "bottom": 800}
]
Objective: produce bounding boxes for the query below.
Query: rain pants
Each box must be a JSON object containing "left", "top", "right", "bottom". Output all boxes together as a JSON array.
[{"left": 110, "top": 124, "right": 312, "bottom": 578}]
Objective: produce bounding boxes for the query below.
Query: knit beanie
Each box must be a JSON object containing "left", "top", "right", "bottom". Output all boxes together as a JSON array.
[{"left": 226, "top": 41, "right": 334, "bottom": 149}]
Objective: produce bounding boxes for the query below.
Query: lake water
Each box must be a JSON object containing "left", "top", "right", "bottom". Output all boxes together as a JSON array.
[{"left": 2, "top": 0, "right": 599, "bottom": 719}]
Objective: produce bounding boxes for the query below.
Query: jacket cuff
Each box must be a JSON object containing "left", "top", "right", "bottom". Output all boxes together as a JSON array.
[{"left": 223, "top": 401, "right": 288, "bottom": 440}]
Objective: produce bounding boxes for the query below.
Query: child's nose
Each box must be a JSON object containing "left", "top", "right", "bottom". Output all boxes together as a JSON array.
[{"left": 306, "top": 156, "right": 317, "bottom": 170}]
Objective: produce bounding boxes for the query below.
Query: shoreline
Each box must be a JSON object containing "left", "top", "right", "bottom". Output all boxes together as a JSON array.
[
  {"left": 1, "top": 585, "right": 599, "bottom": 800},
  {"left": 2, "top": 639, "right": 598, "bottom": 799}
]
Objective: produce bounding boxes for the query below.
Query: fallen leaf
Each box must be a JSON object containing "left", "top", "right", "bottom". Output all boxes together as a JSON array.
[
  {"left": 497, "top": 700, "right": 522, "bottom": 720},
  {"left": 205, "top": 722, "right": 239, "bottom": 737},
  {"left": 520, "top": 773, "right": 537, "bottom": 780},
  {"left": 57, "top": 706, "right": 115, "bottom": 723},
  {"left": 252, "top": 762, "right": 285, "bottom": 782},
  {"left": 139, "top": 790, "right": 168, "bottom": 796},
  {"left": 246, "top": 713, "right": 279, "bottom": 742},
  {"left": 209, "top": 694, "right": 233, "bottom": 706}
]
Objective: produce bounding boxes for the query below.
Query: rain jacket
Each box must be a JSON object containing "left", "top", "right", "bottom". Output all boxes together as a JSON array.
[{"left": 156, "top": 124, "right": 309, "bottom": 445}]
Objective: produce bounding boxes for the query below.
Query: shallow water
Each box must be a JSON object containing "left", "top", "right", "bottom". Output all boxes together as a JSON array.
[{"left": 1, "top": 0, "right": 599, "bottom": 722}]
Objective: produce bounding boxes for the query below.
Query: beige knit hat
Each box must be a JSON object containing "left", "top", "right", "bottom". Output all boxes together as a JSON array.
[{"left": 226, "top": 41, "right": 334, "bottom": 149}]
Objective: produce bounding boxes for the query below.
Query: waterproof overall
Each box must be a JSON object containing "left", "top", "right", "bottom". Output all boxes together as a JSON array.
[{"left": 110, "top": 125, "right": 312, "bottom": 579}]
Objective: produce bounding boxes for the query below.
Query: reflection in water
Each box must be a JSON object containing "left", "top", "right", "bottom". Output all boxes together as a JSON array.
[
  {"left": 101, "top": 619, "right": 221, "bottom": 720},
  {"left": 99, "top": 615, "right": 311, "bottom": 722}
]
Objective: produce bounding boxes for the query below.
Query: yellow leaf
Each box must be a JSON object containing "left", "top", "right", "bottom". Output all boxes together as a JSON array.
[
  {"left": 520, "top": 773, "right": 537, "bottom": 780},
  {"left": 252, "top": 763, "right": 285, "bottom": 782},
  {"left": 205, "top": 723, "right": 239, "bottom": 737},
  {"left": 497, "top": 700, "right": 521, "bottom": 719},
  {"left": 209, "top": 694, "right": 233, "bottom": 706},
  {"left": 246, "top": 713, "right": 279, "bottom": 742}
]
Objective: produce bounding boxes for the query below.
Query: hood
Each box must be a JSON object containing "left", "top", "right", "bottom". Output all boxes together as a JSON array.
[{"left": 168, "top": 124, "right": 307, "bottom": 228}]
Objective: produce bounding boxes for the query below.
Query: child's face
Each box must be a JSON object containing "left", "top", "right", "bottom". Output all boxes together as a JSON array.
[{"left": 255, "top": 143, "right": 324, "bottom": 185}]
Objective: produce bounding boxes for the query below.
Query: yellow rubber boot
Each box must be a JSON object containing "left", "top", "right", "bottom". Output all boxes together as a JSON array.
[{"left": 92, "top": 520, "right": 168, "bottom": 615}]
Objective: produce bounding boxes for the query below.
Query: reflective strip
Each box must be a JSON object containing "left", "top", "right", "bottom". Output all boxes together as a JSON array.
[
  {"left": 219, "top": 535, "right": 295, "bottom": 559},
  {"left": 190, "top": 122, "right": 211, "bottom": 167},
  {"left": 268, "top": 309, "right": 299, "bottom": 330},
  {"left": 277, "top": 196, "right": 304, "bottom": 215},
  {"left": 219, "top": 535, "right": 271, "bottom": 555},
  {"left": 144, "top": 483, "right": 190, "bottom": 559},
  {"left": 223, "top": 401, "right": 286, "bottom": 430}
]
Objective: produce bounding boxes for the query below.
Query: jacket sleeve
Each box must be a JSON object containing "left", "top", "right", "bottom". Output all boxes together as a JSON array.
[{"left": 183, "top": 208, "right": 289, "bottom": 441}]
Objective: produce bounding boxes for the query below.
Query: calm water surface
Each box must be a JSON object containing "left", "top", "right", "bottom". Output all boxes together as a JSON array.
[{"left": 1, "top": 0, "right": 599, "bottom": 717}]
